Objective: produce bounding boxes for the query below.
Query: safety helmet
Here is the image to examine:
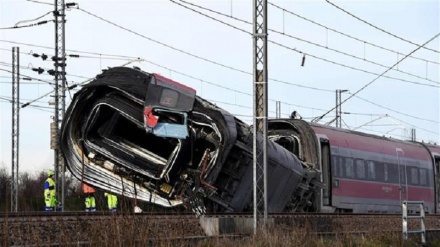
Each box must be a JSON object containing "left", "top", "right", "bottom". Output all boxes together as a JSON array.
[{"left": 48, "top": 170, "right": 55, "bottom": 177}]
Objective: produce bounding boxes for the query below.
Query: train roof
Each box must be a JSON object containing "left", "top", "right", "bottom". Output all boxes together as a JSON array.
[
  {"left": 268, "top": 119, "right": 439, "bottom": 161},
  {"left": 309, "top": 121, "right": 438, "bottom": 161}
]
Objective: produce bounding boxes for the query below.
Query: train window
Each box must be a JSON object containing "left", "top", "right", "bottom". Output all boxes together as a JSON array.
[
  {"left": 367, "top": 161, "right": 376, "bottom": 180},
  {"left": 356, "top": 160, "right": 366, "bottom": 179},
  {"left": 419, "top": 169, "right": 427, "bottom": 186},
  {"left": 159, "top": 88, "right": 179, "bottom": 108},
  {"left": 345, "top": 158, "right": 354, "bottom": 178},
  {"left": 375, "top": 162, "right": 384, "bottom": 181},
  {"left": 337, "top": 156, "right": 344, "bottom": 177},
  {"left": 401, "top": 165, "right": 412, "bottom": 185},
  {"left": 384, "top": 164, "right": 389, "bottom": 182},
  {"left": 389, "top": 164, "right": 399, "bottom": 183},
  {"left": 411, "top": 168, "right": 419, "bottom": 185},
  {"left": 332, "top": 156, "right": 339, "bottom": 177}
]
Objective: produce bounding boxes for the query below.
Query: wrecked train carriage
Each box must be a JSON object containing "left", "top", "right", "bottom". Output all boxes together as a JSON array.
[{"left": 60, "top": 67, "right": 320, "bottom": 213}]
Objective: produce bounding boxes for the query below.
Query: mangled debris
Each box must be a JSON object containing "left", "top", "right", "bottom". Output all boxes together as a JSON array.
[{"left": 60, "top": 67, "right": 321, "bottom": 213}]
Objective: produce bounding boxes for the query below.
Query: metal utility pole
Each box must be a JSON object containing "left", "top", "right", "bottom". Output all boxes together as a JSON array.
[
  {"left": 252, "top": 0, "right": 268, "bottom": 232},
  {"left": 11, "top": 47, "right": 20, "bottom": 212},
  {"left": 275, "top": 101, "right": 281, "bottom": 119},
  {"left": 53, "top": 0, "right": 66, "bottom": 211},
  {"left": 411, "top": 128, "right": 416, "bottom": 141},
  {"left": 335, "top": 89, "right": 348, "bottom": 128}
]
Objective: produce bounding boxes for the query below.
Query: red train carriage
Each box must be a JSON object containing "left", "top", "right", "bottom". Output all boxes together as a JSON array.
[{"left": 268, "top": 119, "right": 440, "bottom": 214}]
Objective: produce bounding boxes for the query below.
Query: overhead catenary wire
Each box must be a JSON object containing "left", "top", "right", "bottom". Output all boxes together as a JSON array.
[
  {"left": 25, "top": 0, "right": 54, "bottom": 6},
  {"left": 0, "top": 61, "right": 91, "bottom": 80},
  {"left": 270, "top": 40, "right": 438, "bottom": 88},
  {"left": 2, "top": 4, "right": 437, "bottom": 135},
  {"left": 352, "top": 94, "right": 440, "bottom": 124},
  {"left": 14, "top": 10, "right": 53, "bottom": 26},
  {"left": 1, "top": 39, "right": 437, "bottom": 126},
  {"left": 0, "top": 81, "right": 49, "bottom": 85},
  {"left": 0, "top": 67, "right": 56, "bottom": 86},
  {"left": 0, "top": 100, "right": 54, "bottom": 113},
  {"left": 0, "top": 39, "right": 335, "bottom": 93},
  {"left": 313, "top": 32, "right": 440, "bottom": 122},
  {"left": 177, "top": 0, "right": 439, "bottom": 85},
  {"left": 0, "top": 19, "right": 53, "bottom": 30},
  {"left": 0, "top": 39, "right": 139, "bottom": 60},
  {"left": 387, "top": 115, "right": 439, "bottom": 136},
  {"left": 0, "top": 46, "right": 138, "bottom": 62},
  {"left": 325, "top": 0, "right": 440, "bottom": 54},
  {"left": 0, "top": 95, "right": 52, "bottom": 106},
  {"left": 171, "top": 0, "right": 439, "bottom": 89},
  {"left": 72, "top": 6, "right": 250, "bottom": 76},
  {"left": 166, "top": 0, "right": 440, "bottom": 132},
  {"left": 269, "top": 2, "right": 439, "bottom": 65},
  {"left": 1, "top": 44, "right": 438, "bottom": 131}
]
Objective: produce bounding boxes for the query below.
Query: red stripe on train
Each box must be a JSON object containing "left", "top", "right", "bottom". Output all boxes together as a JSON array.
[{"left": 332, "top": 179, "right": 434, "bottom": 203}]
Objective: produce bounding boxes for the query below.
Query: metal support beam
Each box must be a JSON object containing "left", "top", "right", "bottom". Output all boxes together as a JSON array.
[
  {"left": 411, "top": 128, "right": 416, "bottom": 141},
  {"left": 53, "top": 0, "right": 66, "bottom": 211},
  {"left": 11, "top": 47, "right": 20, "bottom": 212},
  {"left": 253, "top": 0, "right": 268, "bottom": 233},
  {"left": 335, "top": 89, "right": 348, "bottom": 128},
  {"left": 275, "top": 101, "right": 281, "bottom": 119}
]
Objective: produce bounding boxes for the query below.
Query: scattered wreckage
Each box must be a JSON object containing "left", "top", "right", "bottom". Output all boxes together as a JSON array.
[{"left": 60, "top": 67, "right": 322, "bottom": 214}]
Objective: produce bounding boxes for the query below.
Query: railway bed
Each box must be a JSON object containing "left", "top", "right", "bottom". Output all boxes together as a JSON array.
[{"left": 1, "top": 212, "right": 439, "bottom": 246}]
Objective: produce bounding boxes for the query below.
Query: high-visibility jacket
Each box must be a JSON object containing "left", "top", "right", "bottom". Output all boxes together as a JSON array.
[
  {"left": 83, "top": 184, "right": 96, "bottom": 211},
  {"left": 44, "top": 177, "right": 56, "bottom": 210},
  {"left": 104, "top": 192, "right": 118, "bottom": 211}
]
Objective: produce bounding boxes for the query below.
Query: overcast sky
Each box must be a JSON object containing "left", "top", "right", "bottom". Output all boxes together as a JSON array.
[{"left": 0, "top": 0, "right": 439, "bottom": 174}]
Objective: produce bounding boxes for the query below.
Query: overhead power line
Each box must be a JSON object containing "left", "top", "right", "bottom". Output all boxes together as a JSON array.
[
  {"left": 171, "top": 0, "right": 439, "bottom": 88},
  {"left": 352, "top": 94, "right": 440, "bottom": 124},
  {"left": 3, "top": 4, "right": 435, "bottom": 125},
  {"left": 269, "top": 2, "right": 439, "bottom": 65},
  {"left": 0, "top": 20, "right": 53, "bottom": 30},
  {"left": 72, "top": 6, "right": 250, "bottom": 75},
  {"left": 1, "top": 39, "right": 437, "bottom": 127},
  {"left": 0, "top": 68, "right": 56, "bottom": 86},
  {"left": 0, "top": 61, "right": 90, "bottom": 80},
  {"left": 25, "top": 0, "right": 54, "bottom": 6},
  {"left": 325, "top": 0, "right": 440, "bottom": 54},
  {"left": 0, "top": 11, "right": 54, "bottom": 30},
  {"left": 0, "top": 39, "right": 138, "bottom": 60},
  {"left": 313, "top": 32, "right": 440, "bottom": 122},
  {"left": 270, "top": 41, "right": 438, "bottom": 88},
  {"left": 176, "top": 0, "right": 439, "bottom": 86},
  {"left": 0, "top": 39, "right": 335, "bottom": 92},
  {"left": 14, "top": 10, "right": 53, "bottom": 26}
]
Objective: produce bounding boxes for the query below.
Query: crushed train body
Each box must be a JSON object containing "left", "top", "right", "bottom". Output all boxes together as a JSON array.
[{"left": 60, "top": 67, "right": 321, "bottom": 213}]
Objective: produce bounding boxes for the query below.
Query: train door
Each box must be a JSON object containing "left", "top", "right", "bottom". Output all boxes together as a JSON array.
[
  {"left": 320, "top": 138, "right": 331, "bottom": 206},
  {"left": 434, "top": 155, "right": 440, "bottom": 213},
  {"left": 396, "top": 148, "right": 407, "bottom": 204}
]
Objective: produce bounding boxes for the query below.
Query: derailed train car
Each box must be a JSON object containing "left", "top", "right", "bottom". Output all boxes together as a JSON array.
[{"left": 60, "top": 67, "right": 322, "bottom": 214}]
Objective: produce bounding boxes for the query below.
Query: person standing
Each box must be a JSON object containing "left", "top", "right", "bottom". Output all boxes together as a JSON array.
[
  {"left": 104, "top": 192, "right": 118, "bottom": 212},
  {"left": 83, "top": 184, "right": 96, "bottom": 212},
  {"left": 44, "top": 170, "right": 57, "bottom": 211}
]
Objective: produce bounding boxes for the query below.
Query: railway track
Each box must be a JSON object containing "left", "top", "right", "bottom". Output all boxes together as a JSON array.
[{"left": 1, "top": 212, "right": 439, "bottom": 246}]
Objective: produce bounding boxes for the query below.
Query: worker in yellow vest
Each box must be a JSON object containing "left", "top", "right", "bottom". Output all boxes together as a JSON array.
[
  {"left": 44, "top": 170, "right": 57, "bottom": 211},
  {"left": 83, "top": 184, "right": 96, "bottom": 212},
  {"left": 104, "top": 192, "right": 118, "bottom": 212}
]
